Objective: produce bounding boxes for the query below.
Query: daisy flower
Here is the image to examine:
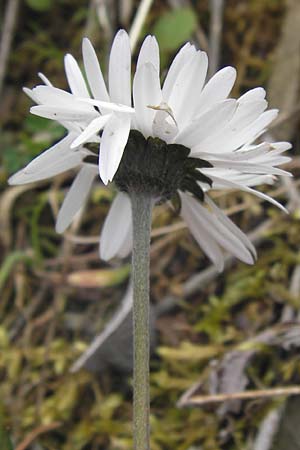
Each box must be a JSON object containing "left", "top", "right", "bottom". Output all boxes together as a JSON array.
[
  {"left": 9, "top": 30, "right": 291, "bottom": 271},
  {"left": 9, "top": 31, "right": 134, "bottom": 232}
]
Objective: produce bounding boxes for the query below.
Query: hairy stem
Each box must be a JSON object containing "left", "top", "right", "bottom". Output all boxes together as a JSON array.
[{"left": 130, "top": 190, "right": 153, "bottom": 450}]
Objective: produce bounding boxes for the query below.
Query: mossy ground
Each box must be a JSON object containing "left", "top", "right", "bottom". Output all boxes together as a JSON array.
[{"left": 0, "top": 0, "right": 299, "bottom": 448}]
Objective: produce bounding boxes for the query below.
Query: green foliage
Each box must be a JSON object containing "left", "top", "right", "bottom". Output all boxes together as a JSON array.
[
  {"left": 0, "top": 408, "right": 13, "bottom": 450},
  {"left": 26, "top": 0, "right": 52, "bottom": 12},
  {"left": 0, "top": 251, "right": 33, "bottom": 292},
  {"left": 153, "top": 7, "right": 197, "bottom": 59},
  {"left": 0, "top": 0, "right": 297, "bottom": 448},
  {"left": 2, "top": 116, "right": 64, "bottom": 175},
  {"left": 0, "top": 430, "right": 14, "bottom": 450}
]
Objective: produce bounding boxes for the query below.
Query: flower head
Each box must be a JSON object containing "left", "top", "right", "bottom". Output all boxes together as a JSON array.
[{"left": 9, "top": 30, "right": 292, "bottom": 271}]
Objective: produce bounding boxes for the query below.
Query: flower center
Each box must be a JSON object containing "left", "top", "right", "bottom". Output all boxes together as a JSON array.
[{"left": 113, "top": 130, "right": 213, "bottom": 202}]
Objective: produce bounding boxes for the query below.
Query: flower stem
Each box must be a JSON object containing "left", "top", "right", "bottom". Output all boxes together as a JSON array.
[{"left": 130, "top": 190, "right": 153, "bottom": 450}]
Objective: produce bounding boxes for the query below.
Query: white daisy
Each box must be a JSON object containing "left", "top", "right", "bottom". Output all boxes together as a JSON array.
[
  {"left": 8, "top": 31, "right": 134, "bottom": 231},
  {"left": 9, "top": 31, "right": 292, "bottom": 271},
  {"left": 9, "top": 30, "right": 134, "bottom": 185},
  {"left": 97, "top": 33, "right": 291, "bottom": 270}
]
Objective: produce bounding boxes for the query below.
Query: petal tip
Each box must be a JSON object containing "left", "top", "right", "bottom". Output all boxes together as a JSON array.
[
  {"left": 7, "top": 174, "right": 17, "bottom": 185},
  {"left": 55, "top": 222, "right": 64, "bottom": 234}
]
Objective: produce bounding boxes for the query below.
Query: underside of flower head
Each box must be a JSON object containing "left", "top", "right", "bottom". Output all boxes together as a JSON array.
[
  {"left": 8, "top": 29, "right": 293, "bottom": 271},
  {"left": 113, "top": 130, "right": 212, "bottom": 202}
]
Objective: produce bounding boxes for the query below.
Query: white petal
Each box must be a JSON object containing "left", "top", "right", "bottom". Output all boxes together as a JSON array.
[
  {"left": 195, "top": 143, "right": 270, "bottom": 161},
  {"left": 167, "top": 51, "right": 208, "bottom": 128},
  {"left": 64, "top": 53, "right": 90, "bottom": 98},
  {"left": 189, "top": 102, "right": 268, "bottom": 155},
  {"left": 133, "top": 62, "right": 162, "bottom": 137},
  {"left": 82, "top": 37, "right": 110, "bottom": 102},
  {"left": 100, "top": 192, "right": 132, "bottom": 260},
  {"left": 270, "top": 141, "right": 292, "bottom": 152},
  {"left": 99, "top": 113, "right": 131, "bottom": 184},
  {"left": 208, "top": 174, "right": 288, "bottom": 213},
  {"left": 23, "top": 87, "right": 37, "bottom": 103},
  {"left": 202, "top": 167, "right": 274, "bottom": 187},
  {"left": 30, "top": 105, "right": 98, "bottom": 122},
  {"left": 202, "top": 158, "right": 291, "bottom": 177},
  {"left": 230, "top": 100, "right": 267, "bottom": 130},
  {"left": 223, "top": 109, "right": 279, "bottom": 150},
  {"left": 38, "top": 72, "right": 53, "bottom": 86},
  {"left": 205, "top": 196, "right": 257, "bottom": 259},
  {"left": 238, "top": 87, "right": 266, "bottom": 103},
  {"left": 8, "top": 150, "right": 84, "bottom": 185},
  {"left": 78, "top": 97, "right": 135, "bottom": 113},
  {"left": 56, "top": 165, "right": 97, "bottom": 233},
  {"left": 32, "top": 86, "right": 94, "bottom": 111},
  {"left": 152, "top": 109, "right": 178, "bottom": 143},
  {"left": 181, "top": 193, "right": 254, "bottom": 265},
  {"left": 21, "top": 133, "right": 77, "bottom": 173},
  {"left": 71, "top": 114, "right": 112, "bottom": 148},
  {"left": 195, "top": 66, "right": 237, "bottom": 114},
  {"left": 109, "top": 29, "right": 131, "bottom": 106},
  {"left": 180, "top": 192, "right": 224, "bottom": 271},
  {"left": 137, "top": 35, "right": 160, "bottom": 73},
  {"left": 193, "top": 109, "right": 279, "bottom": 154},
  {"left": 162, "top": 43, "right": 196, "bottom": 100},
  {"left": 175, "top": 99, "right": 236, "bottom": 147}
]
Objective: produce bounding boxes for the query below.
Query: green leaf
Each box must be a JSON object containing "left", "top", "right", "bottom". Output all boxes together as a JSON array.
[
  {"left": 153, "top": 7, "right": 198, "bottom": 53},
  {"left": 0, "top": 413, "right": 14, "bottom": 450},
  {"left": 26, "top": 0, "right": 52, "bottom": 12}
]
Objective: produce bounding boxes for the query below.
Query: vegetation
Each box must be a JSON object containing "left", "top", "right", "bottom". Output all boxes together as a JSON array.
[{"left": 0, "top": 0, "right": 299, "bottom": 448}]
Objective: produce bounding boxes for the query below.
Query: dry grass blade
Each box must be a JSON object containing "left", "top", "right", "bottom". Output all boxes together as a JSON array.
[
  {"left": 0, "top": 185, "right": 35, "bottom": 249},
  {"left": 208, "top": 0, "right": 224, "bottom": 77},
  {"left": 268, "top": 0, "right": 300, "bottom": 141},
  {"left": 178, "top": 386, "right": 300, "bottom": 407},
  {"left": 15, "top": 422, "right": 62, "bottom": 450},
  {"left": 0, "top": 0, "right": 19, "bottom": 98},
  {"left": 129, "top": 0, "right": 154, "bottom": 51}
]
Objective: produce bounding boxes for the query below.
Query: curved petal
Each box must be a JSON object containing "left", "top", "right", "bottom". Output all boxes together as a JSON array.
[
  {"left": 82, "top": 37, "right": 110, "bottom": 102},
  {"left": 100, "top": 192, "right": 132, "bottom": 260},
  {"left": 23, "top": 87, "right": 38, "bottom": 103},
  {"left": 38, "top": 72, "right": 53, "bottom": 86},
  {"left": 71, "top": 114, "right": 112, "bottom": 148},
  {"left": 230, "top": 100, "right": 267, "bottom": 130},
  {"left": 19, "top": 133, "right": 77, "bottom": 173},
  {"left": 133, "top": 62, "right": 162, "bottom": 137},
  {"left": 200, "top": 158, "right": 291, "bottom": 177},
  {"left": 8, "top": 149, "right": 84, "bottom": 185},
  {"left": 205, "top": 196, "right": 257, "bottom": 259},
  {"left": 137, "top": 35, "right": 160, "bottom": 73},
  {"left": 238, "top": 87, "right": 266, "bottom": 103},
  {"left": 99, "top": 113, "right": 131, "bottom": 184},
  {"left": 217, "top": 109, "right": 279, "bottom": 152},
  {"left": 30, "top": 105, "right": 98, "bottom": 122},
  {"left": 192, "top": 109, "right": 279, "bottom": 154},
  {"left": 56, "top": 165, "right": 97, "bottom": 233},
  {"left": 207, "top": 173, "right": 288, "bottom": 213},
  {"left": 180, "top": 192, "right": 224, "bottom": 271},
  {"left": 32, "top": 86, "right": 95, "bottom": 112},
  {"left": 180, "top": 192, "right": 254, "bottom": 267},
  {"left": 162, "top": 42, "right": 196, "bottom": 100},
  {"left": 175, "top": 99, "right": 236, "bottom": 147},
  {"left": 195, "top": 66, "right": 237, "bottom": 115},
  {"left": 64, "top": 53, "right": 90, "bottom": 98},
  {"left": 109, "top": 30, "right": 131, "bottom": 106},
  {"left": 189, "top": 100, "right": 267, "bottom": 154},
  {"left": 167, "top": 50, "right": 208, "bottom": 128}
]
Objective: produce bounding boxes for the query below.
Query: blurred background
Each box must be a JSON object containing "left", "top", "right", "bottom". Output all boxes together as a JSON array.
[{"left": 0, "top": 0, "right": 300, "bottom": 449}]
